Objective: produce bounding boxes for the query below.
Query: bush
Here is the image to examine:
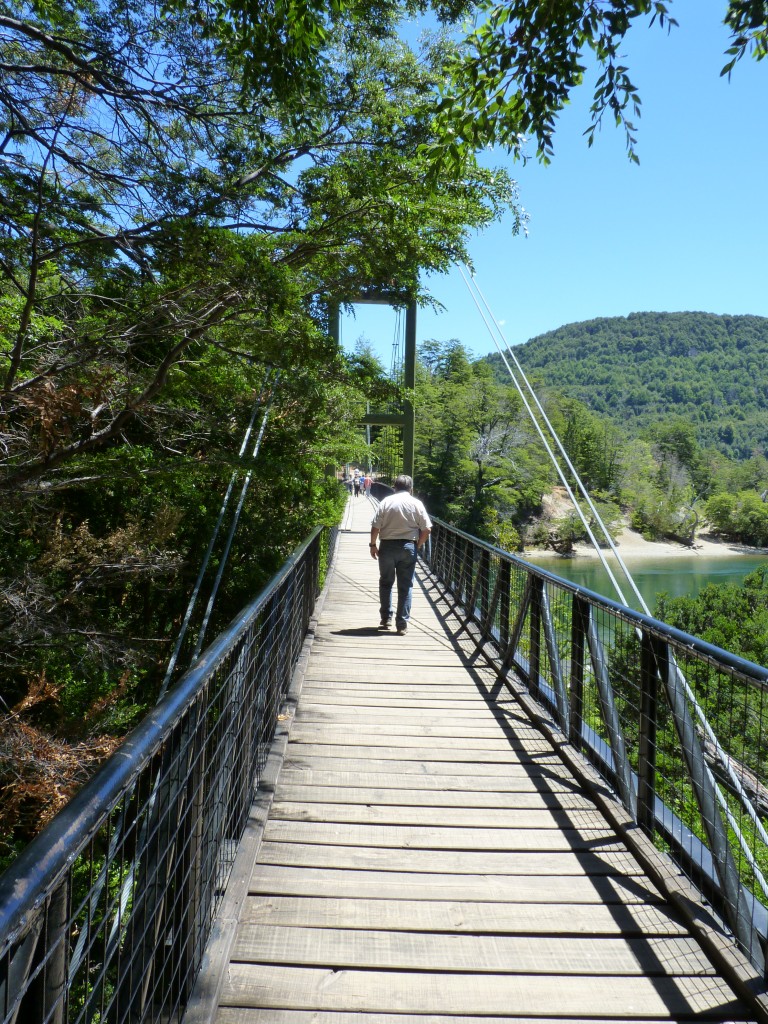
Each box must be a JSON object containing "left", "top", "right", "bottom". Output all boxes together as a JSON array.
[{"left": 704, "top": 490, "right": 768, "bottom": 546}]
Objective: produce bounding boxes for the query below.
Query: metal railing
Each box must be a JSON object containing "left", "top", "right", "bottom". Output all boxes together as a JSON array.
[
  {"left": 425, "top": 517, "right": 768, "bottom": 977},
  {"left": 0, "top": 524, "right": 337, "bottom": 1024}
]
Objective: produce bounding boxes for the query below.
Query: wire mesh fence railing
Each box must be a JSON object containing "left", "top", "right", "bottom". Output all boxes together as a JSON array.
[
  {"left": 0, "top": 524, "right": 338, "bottom": 1024},
  {"left": 425, "top": 517, "right": 768, "bottom": 979}
]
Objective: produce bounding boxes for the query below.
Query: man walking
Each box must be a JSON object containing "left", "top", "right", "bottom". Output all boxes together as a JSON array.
[{"left": 369, "top": 475, "right": 431, "bottom": 636}]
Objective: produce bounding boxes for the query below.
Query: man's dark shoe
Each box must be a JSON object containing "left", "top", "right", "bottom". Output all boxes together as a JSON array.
[
  {"left": 396, "top": 624, "right": 408, "bottom": 636},
  {"left": 378, "top": 619, "right": 391, "bottom": 630}
]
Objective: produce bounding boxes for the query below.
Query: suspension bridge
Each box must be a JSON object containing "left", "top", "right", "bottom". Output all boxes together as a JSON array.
[
  {"left": 181, "top": 496, "right": 765, "bottom": 1023},
  {"left": 2, "top": 292, "right": 768, "bottom": 1022},
  {"left": 2, "top": 488, "right": 767, "bottom": 1023}
]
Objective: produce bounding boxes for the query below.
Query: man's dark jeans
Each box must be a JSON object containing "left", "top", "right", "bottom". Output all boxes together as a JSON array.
[{"left": 378, "top": 539, "right": 417, "bottom": 628}]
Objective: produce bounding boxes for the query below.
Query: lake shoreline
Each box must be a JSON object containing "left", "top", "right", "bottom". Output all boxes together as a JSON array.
[{"left": 524, "top": 526, "right": 768, "bottom": 562}]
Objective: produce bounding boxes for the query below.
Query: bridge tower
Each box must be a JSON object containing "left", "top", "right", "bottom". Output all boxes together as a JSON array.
[{"left": 330, "top": 295, "right": 417, "bottom": 479}]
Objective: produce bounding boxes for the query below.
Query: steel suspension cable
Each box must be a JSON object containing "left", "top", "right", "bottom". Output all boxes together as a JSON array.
[
  {"left": 189, "top": 371, "right": 280, "bottom": 663},
  {"left": 458, "top": 265, "right": 632, "bottom": 605},
  {"left": 158, "top": 368, "right": 276, "bottom": 698}
]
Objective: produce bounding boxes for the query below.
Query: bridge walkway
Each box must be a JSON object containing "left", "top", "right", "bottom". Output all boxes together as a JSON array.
[{"left": 189, "top": 497, "right": 754, "bottom": 1023}]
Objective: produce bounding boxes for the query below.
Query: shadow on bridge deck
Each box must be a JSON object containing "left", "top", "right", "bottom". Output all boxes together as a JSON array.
[{"left": 184, "top": 498, "right": 755, "bottom": 1024}]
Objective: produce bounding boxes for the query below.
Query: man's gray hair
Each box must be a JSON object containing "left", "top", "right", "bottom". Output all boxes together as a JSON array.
[{"left": 393, "top": 474, "right": 413, "bottom": 493}]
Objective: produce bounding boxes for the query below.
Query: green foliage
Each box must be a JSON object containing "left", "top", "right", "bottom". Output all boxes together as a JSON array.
[
  {"left": 420, "top": 317, "right": 768, "bottom": 552},
  {"left": 427, "top": 1, "right": 768, "bottom": 167},
  {"left": 415, "top": 338, "right": 552, "bottom": 540},
  {"left": 704, "top": 490, "right": 768, "bottom": 546},
  {"left": 0, "top": 0, "right": 526, "bottom": 857},
  {"left": 548, "top": 497, "right": 623, "bottom": 553},
  {"left": 655, "top": 565, "right": 768, "bottom": 668},
  {"left": 489, "top": 312, "right": 768, "bottom": 459},
  {"left": 550, "top": 399, "right": 626, "bottom": 493}
]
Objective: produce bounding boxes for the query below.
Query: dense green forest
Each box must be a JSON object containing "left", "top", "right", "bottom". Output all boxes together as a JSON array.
[
  {"left": 411, "top": 335, "right": 768, "bottom": 552},
  {"left": 487, "top": 312, "right": 768, "bottom": 457}
]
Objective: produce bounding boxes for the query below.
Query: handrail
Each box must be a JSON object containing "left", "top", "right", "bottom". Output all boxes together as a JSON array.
[
  {"left": 0, "top": 523, "right": 337, "bottom": 1024},
  {"left": 0, "top": 526, "right": 323, "bottom": 938},
  {"left": 424, "top": 516, "right": 768, "bottom": 978},
  {"left": 430, "top": 517, "right": 768, "bottom": 688}
]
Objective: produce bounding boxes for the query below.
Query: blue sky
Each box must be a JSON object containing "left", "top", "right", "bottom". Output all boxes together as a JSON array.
[{"left": 340, "top": 0, "right": 768, "bottom": 364}]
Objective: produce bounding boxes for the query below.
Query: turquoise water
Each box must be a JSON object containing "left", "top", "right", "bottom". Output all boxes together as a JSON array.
[{"left": 523, "top": 552, "right": 767, "bottom": 615}]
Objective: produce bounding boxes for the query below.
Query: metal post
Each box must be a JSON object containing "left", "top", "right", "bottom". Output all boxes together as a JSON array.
[
  {"left": 328, "top": 303, "right": 340, "bottom": 345},
  {"left": 529, "top": 578, "right": 543, "bottom": 697},
  {"left": 402, "top": 301, "right": 416, "bottom": 478},
  {"left": 499, "top": 561, "right": 511, "bottom": 650},
  {"left": 659, "top": 653, "right": 762, "bottom": 963},
  {"left": 569, "top": 595, "right": 589, "bottom": 750},
  {"left": 637, "top": 630, "right": 660, "bottom": 838},
  {"left": 479, "top": 549, "right": 490, "bottom": 626},
  {"left": 541, "top": 585, "right": 568, "bottom": 733},
  {"left": 500, "top": 576, "right": 532, "bottom": 677},
  {"left": 586, "top": 619, "right": 637, "bottom": 819},
  {"left": 481, "top": 559, "right": 504, "bottom": 640}
]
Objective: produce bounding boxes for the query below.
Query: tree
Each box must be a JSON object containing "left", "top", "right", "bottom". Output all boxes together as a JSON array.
[
  {"left": 429, "top": 1, "right": 768, "bottom": 166},
  {"left": 1, "top": 0, "right": 521, "bottom": 487},
  {"left": 705, "top": 490, "right": 768, "bottom": 546},
  {"left": 0, "top": 0, "right": 525, "bottom": 856},
  {"left": 414, "top": 340, "right": 550, "bottom": 538},
  {"left": 553, "top": 399, "right": 626, "bottom": 493}
]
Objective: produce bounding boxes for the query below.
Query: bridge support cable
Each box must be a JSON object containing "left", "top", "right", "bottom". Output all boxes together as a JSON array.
[
  {"left": 459, "top": 266, "right": 637, "bottom": 608},
  {"left": 459, "top": 265, "right": 768, "bottom": 955},
  {"left": 159, "top": 367, "right": 276, "bottom": 698},
  {"left": 189, "top": 371, "right": 280, "bottom": 664}
]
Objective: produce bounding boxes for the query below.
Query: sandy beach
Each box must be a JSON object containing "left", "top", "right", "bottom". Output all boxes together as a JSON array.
[{"left": 524, "top": 525, "right": 768, "bottom": 561}]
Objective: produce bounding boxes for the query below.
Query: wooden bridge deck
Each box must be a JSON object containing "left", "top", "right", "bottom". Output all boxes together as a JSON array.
[{"left": 187, "top": 497, "right": 756, "bottom": 1024}]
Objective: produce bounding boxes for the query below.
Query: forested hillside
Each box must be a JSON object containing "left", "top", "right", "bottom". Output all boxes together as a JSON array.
[
  {"left": 487, "top": 312, "right": 768, "bottom": 458},
  {"left": 415, "top": 337, "right": 768, "bottom": 556}
]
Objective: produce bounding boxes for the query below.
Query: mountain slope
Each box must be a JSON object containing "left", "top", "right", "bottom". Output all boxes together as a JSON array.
[{"left": 487, "top": 311, "right": 768, "bottom": 457}]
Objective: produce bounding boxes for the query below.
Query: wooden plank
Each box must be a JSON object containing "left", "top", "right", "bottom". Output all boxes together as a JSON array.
[
  {"left": 283, "top": 743, "right": 556, "bottom": 763},
  {"left": 303, "top": 679, "right": 487, "bottom": 696},
  {"left": 268, "top": 801, "right": 611, "bottom": 831},
  {"left": 241, "top": 895, "right": 689, "bottom": 936},
  {"left": 272, "top": 784, "right": 595, "bottom": 810},
  {"left": 289, "top": 694, "right": 523, "bottom": 709},
  {"left": 296, "top": 679, "right": 489, "bottom": 696},
  {"left": 231, "top": 924, "right": 714, "bottom": 975},
  {"left": 289, "top": 722, "right": 541, "bottom": 739},
  {"left": 287, "top": 732, "right": 550, "bottom": 753},
  {"left": 281, "top": 756, "right": 567, "bottom": 777},
  {"left": 248, "top": 865, "right": 664, "bottom": 903},
  {"left": 277, "top": 767, "right": 588, "bottom": 791},
  {"left": 219, "top": 964, "right": 746, "bottom": 1017},
  {"left": 303, "top": 666, "right": 487, "bottom": 679},
  {"left": 294, "top": 706, "right": 525, "bottom": 724},
  {"left": 216, "top": 1012, "right": 679, "bottom": 1024},
  {"left": 262, "top": 819, "right": 619, "bottom": 850},
  {"left": 300, "top": 664, "right": 504, "bottom": 680},
  {"left": 256, "top": 842, "right": 644, "bottom": 876}
]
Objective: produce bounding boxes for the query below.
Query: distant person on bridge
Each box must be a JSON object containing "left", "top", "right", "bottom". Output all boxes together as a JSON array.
[{"left": 369, "top": 475, "right": 431, "bottom": 636}]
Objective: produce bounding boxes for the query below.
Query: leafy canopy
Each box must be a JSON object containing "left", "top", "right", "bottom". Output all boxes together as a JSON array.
[{"left": 428, "top": 1, "right": 768, "bottom": 165}]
